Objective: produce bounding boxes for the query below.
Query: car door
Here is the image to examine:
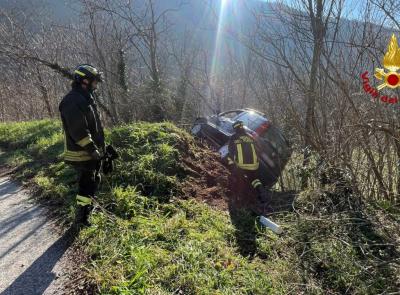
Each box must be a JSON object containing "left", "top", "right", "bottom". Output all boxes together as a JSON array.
[{"left": 233, "top": 112, "right": 284, "bottom": 186}]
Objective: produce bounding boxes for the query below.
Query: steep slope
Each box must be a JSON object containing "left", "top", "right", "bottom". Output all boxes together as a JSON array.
[{"left": 0, "top": 120, "right": 398, "bottom": 294}]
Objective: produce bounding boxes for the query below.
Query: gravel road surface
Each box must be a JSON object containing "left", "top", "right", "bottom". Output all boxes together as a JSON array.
[{"left": 0, "top": 176, "right": 75, "bottom": 295}]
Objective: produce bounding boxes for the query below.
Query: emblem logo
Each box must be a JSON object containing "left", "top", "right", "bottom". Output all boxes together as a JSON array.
[
  {"left": 361, "top": 34, "right": 400, "bottom": 104},
  {"left": 375, "top": 34, "right": 400, "bottom": 90}
]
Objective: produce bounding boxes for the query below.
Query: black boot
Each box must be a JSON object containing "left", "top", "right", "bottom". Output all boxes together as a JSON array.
[
  {"left": 256, "top": 185, "right": 270, "bottom": 205},
  {"left": 74, "top": 204, "right": 93, "bottom": 229},
  {"left": 73, "top": 206, "right": 84, "bottom": 232}
]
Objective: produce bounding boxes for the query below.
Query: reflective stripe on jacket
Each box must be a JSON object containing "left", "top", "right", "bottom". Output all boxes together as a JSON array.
[{"left": 228, "top": 131, "right": 259, "bottom": 170}]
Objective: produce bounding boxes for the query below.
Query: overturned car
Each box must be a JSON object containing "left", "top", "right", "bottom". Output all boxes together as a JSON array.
[{"left": 191, "top": 108, "right": 292, "bottom": 188}]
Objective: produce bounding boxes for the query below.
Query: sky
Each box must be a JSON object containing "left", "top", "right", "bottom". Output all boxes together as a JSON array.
[
  {"left": 0, "top": 0, "right": 370, "bottom": 21},
  {"left": 275, "top": 0, "right": 366, "bottom": 20},
  {"left": 0, "top": 0, "right": 378, "bottom": 25}
]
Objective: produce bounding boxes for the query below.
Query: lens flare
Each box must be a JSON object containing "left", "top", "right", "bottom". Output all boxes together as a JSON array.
[{"left": 210, "top": 0, "right": 229, "bottom": 91}]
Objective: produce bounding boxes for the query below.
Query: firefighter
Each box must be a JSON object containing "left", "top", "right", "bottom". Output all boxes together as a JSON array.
[
  {"left": 226, "top": 120, "right": 269, "bottom": 204},
  {"left": 59, "top": 64, "right": 105, "bottom": 227}
]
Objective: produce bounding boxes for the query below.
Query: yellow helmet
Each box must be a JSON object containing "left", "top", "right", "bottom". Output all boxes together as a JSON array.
[{"left": 74, "top": 64, "right": 103, "bottom": 83}]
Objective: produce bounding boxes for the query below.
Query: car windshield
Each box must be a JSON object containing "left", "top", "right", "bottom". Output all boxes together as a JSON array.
[
  {"left": 234, "top": 111, "right": 266, "bottom": 131},
  {"left": 220, "top": 110, "right": 242, "bottom": 119}
]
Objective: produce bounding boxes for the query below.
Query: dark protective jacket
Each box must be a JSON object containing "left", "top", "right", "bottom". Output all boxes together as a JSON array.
[
  {"left": 228, "top": 130, "right": 259, "bottom": 170},
  {"left": 59, "top": 85, "right": 105, "bottom": 163}
]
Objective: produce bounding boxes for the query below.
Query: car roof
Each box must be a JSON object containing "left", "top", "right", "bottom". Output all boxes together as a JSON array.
[
  {"left": 242, "top": 108, "right": 266, "bottom": 117},
  {"left": 219, "top": 108, "right": 266, "bottom": 117}
]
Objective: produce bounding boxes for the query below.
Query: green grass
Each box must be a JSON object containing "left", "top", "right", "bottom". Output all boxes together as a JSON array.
[{"left": 0, "top": 119, "right": 398, "bottom": 294}]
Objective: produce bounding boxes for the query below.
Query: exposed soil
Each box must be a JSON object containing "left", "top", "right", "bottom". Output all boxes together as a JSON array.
[
  {"left": 178, "top": 139, "right": 295, "bottom": 216},
  {"left": 179, "top": 140, "right": 231, "bottom": 210},
  {"left": 176, "top": 138, "right": 297, "bottom": 258}
]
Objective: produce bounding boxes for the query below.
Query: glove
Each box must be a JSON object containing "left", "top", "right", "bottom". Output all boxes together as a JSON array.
[
  {"left": 102, "top": 145, "right": 119, "bottom": 175},
  {"left": 223, "top": 156, "right": 233, "bottom": 166},
  {"left": 102, "top": 157, "right": 113, "bottom": 175},
  {"left": 90, "top": 149, "right": 102, "bottom": 161},
  {"left": 106, "top": 144, "right": 119, "bottom": 160},
  {"left": 82, "top": 141, "right": 102, "bottom": 161}
]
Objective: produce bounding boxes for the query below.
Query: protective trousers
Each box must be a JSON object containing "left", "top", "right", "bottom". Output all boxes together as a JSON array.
[
  {"left": 73, "top": 160, "right": 102, "bottom": 225},
  {"left": 76, "top": 160, "right": 101, "bottom": 197},
  {"left": 240, "top": 169, "right": 269, "bottom": 204}
]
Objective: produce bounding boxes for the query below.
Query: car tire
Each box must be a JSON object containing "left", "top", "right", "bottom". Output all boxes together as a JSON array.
[{"left": 191, "top": 118, "right": 207, "bottom": 138}]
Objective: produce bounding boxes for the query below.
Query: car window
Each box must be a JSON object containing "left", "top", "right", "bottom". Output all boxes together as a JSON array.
[
  {"left": 235, "top": 112, "right": 266, "bottom": 131},
  {"left": 208, "top": 115, "right": 218, "bottom": 125},
  {"left": 217, "top": 116, "right": 234, "bottom": 134}
]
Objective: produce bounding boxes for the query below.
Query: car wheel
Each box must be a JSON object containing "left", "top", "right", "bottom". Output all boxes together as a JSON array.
[
  {"left": 191, "top": 124, "right": 202, "bottom": 135},
  {"left": 191, "top": 118, "right": 207, "bottom": 138}
]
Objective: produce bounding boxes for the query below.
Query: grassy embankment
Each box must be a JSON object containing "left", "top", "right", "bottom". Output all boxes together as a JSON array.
[{"left": 0, "top": 119, "right": 398, "bottom": 294}]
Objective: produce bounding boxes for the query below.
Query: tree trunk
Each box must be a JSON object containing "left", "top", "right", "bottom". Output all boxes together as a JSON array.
[
  {"left": 36, "top": 67, "right": 53, "bottom": 118},
  {"left": 301, "top": 0, "right": 325, "bottom": 189}
]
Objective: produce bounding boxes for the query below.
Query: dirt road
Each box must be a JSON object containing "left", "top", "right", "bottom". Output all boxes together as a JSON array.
[{"left": 0, "top": 176, "right": 75, "bottom": 295}]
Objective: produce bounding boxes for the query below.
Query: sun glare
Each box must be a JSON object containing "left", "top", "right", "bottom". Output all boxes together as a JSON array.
[{"left": 210, "top": 0, "right": 229, "bottom": 90}]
